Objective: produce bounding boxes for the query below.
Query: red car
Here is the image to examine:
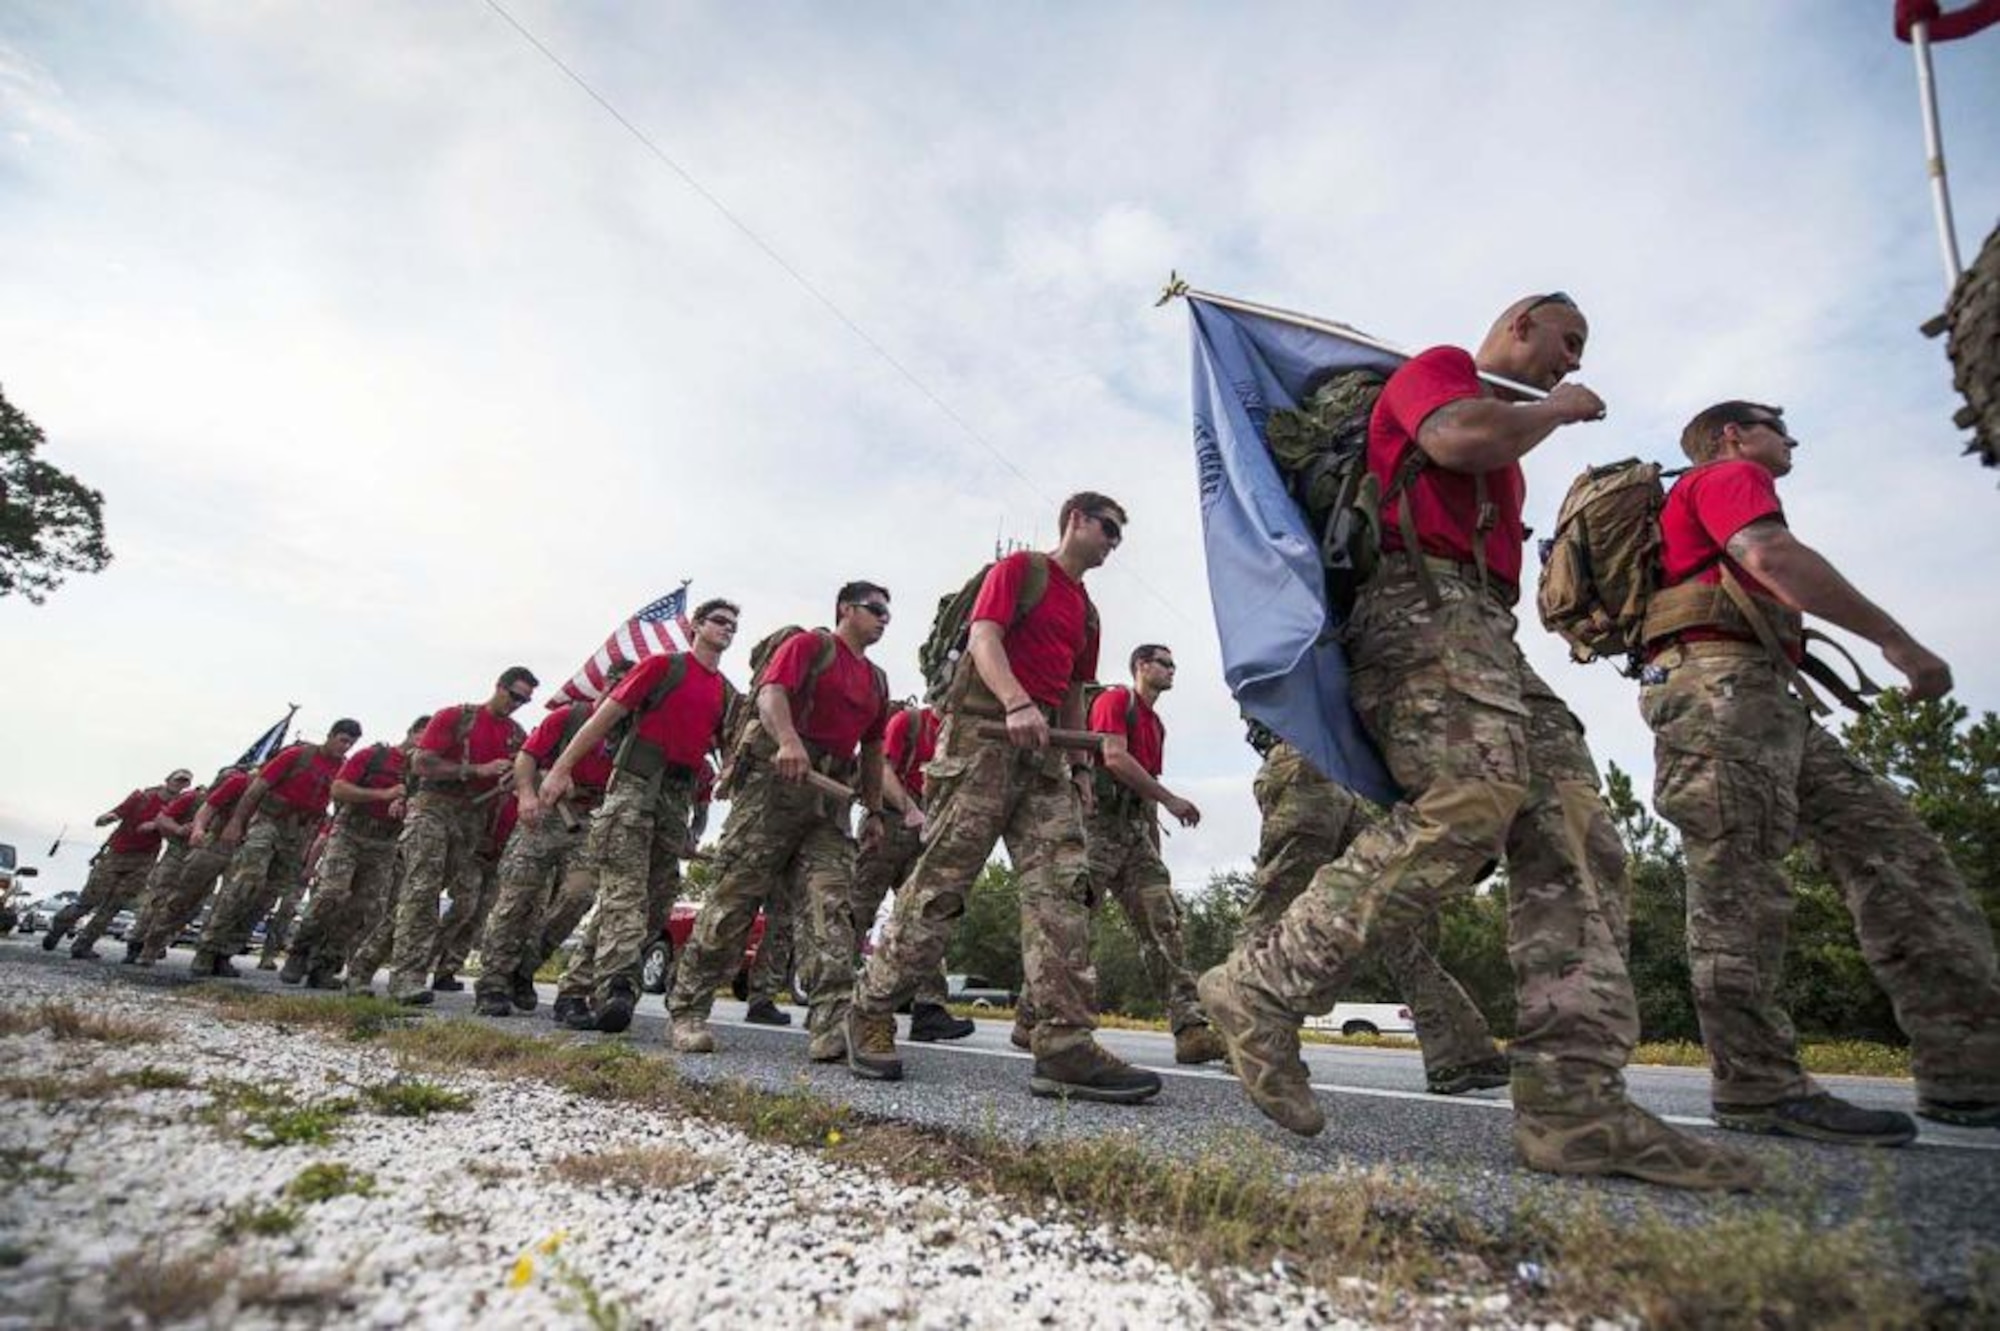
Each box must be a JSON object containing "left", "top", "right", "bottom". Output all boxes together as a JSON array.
[{"left": 640, "top": 901, "right": 779, "bottom": 1000}]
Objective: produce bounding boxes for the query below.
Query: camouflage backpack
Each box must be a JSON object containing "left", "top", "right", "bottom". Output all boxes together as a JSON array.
[
  {"left": 1535, "top": 458, "right": 1677, "bottom": 669},
  {"left": 1263, "top": 368, "right": 1395, "bottom": 615},
  {"left": 918, "top": 552, "right": 1099, "bottom": 708}
]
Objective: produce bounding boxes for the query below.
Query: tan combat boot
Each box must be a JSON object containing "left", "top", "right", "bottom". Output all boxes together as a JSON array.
[
  {"left": 1196, "top": 965, "right": 1324, "bottom": 1136},
  {"left": 669, "top": 1017, "right": 716, "bottom": 1054},
  {"left": 1512, "top": 1061, "right": 1761, "bottom": 1192},
  {"left": 1172, "top": 1022, "right": 1228, "bottom": 1066},
  {"left": 846, "top": 1008, "right": 902, "bottom": 1081}
]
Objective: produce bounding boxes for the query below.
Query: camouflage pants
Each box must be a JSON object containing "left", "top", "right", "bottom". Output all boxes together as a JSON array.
[
  {"left": 745, "top": 858, "right": 805, "bottom": 1006},
  {"left": 536, "top": 865, "right": 598, "bottom": 976},
  {"left": 344, "top": 857, "right": 406, "bottom": 994},
  {"left": 1643, "top": 643, "right": 2000, "bottom": 1105},
  {"left": 561, "top": 776, "right": 692, "bottom": 1005},
  {"left": 669, "top": 756, "right": 855, "bottom": 1044},
  {"left": 1017, "top": 805, "right": 1204, "bottom": 1033},
  {"left": 285, "top": 823, "right": 400, "bottom": 981},
  {"left": 1226, "top": 570, "right": 1637, "bottom": 1111},
  {"left": 432, "top": 855, "right": 499, "bottom": 979},
  {"left": 856, "top": 713, "right": 1097, "bottom": 1055},
  {"left": 386, "top": 792, "right": 485, "bottom": 1001},
  {"left": 259, "top": 874, "right": 308, "bottom": 965},
  {"left": 51, "top": 850, "right": 157, "bottom": 953},
  {"left": 849, "top": 817, "right": 948, "bottom": 1007},
  {"left": 135, "top": 842, "right": 230, "bottom": 961},
  {"left": 126, "top": 841, "right": 189, "bottom": 953},
  {"left": 198, "top": 814, "right": 311, "bottom": 959},
  {"left": 475, "top": 809, "right": 596, "bottom": 1004},
  {"left": 1242, "top": 741, "right": 1502, "bottom": 1077}
]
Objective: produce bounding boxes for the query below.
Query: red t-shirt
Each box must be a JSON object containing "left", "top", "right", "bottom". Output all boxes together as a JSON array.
[
  {"left": 335, "top": 743, "right": 409, "bottom": 824},
  {"left": 105, "top": 788, "right": 170, "bottom": 855},
  {"left": 487, "top": 795, "right": 518, "bottom": 859},
  {"left": 1089, "top": 686, "right": 1166, "bottom": 778},
  {"left": 259, "top": 743, "right": 341, "bottom": 817},
  {"left": 202, "top": 772, "right": 252, "bottom": 823},
  {"left": 419, "top": 704, "right": 522, "bottom": 793},
  {"left": 972, "top": 552, "right": 1100, "bottom": 708},
  {"left": 1657, "top": 458, "right": 1795, "bottom": 658},
  {"left": 761, "top": 631, "right": 887, "bottom": 760},
  {"left": 884, "top": 706, "right": 941, "bottom": 799},
  {"left": 613, "top": 652, "right": 729, "bottom": 769},
  {"left": 1369, "top": 345, "right": 1528, "bottom": 588},
  {"left": 524, "top": 704, "right": 615, "bottom": 794},
  {"left": 159, "top": 788, "right": 206, "bottom": 842}
]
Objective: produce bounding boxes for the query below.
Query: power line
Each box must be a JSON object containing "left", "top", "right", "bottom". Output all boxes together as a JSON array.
[{"left": 477, "top": 0, "right": 1197, "bottom": 629}]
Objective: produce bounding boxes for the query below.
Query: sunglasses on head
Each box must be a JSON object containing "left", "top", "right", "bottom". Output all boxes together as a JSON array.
[{"left": 1524, "top": 291, "right": 1577, "bottom": 314}]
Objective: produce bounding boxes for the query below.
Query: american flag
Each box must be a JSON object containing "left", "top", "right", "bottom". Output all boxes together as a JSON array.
[
  {"left": 233, "top": 704, "right": 300, "bottom": 768},
  {"left": 547, "top": 583, "right": 695, "bottom": 708}
]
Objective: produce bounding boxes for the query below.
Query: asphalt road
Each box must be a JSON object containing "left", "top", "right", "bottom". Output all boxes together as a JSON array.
[{"left": 8, "top": 935, "right": 1997, "bottom": 1297}]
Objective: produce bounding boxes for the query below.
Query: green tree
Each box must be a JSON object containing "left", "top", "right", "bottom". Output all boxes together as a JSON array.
[
  {"left": 1, "top": 385, "right": 111, "bottom": 604},
  {"left": 1604, "top": 762, "right": 1700, "bottom": 1041},
  {"left": 945, "top": 861, "right": 1024, "bottom": 989}
]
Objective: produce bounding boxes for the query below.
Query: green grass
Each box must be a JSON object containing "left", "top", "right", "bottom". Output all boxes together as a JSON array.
[
  {"left": 204, "top": 1080, "right": 357, "bottom": 1150},
  {"left": 0, "top": 999, "right": 163, "bottom": 1044},
  {"left": 362, "top": 1077, "right": 474, "bottom": 1118},
  {"left": 286, "top": 1161, "right": 377, "bottom": 1204},
  {"left": 216, "top": 1201, "right": 300, "bottom": 1240}
]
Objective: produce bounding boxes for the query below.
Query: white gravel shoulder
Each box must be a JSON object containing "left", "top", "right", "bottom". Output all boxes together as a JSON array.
[{"left": 0, "top": 959, "right": 1389, "bottom": 1330}]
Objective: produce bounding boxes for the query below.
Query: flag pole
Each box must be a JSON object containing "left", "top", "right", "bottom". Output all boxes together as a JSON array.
[
  {"left": 1157, "top": 272, "right": 1547, "bottom": 401},
  {"left": 1910, "top": 20, "right": 1965, "bottom": 300}
]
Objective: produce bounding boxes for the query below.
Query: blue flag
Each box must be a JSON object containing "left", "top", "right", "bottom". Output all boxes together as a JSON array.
[
  {"left": 1186, "top": 296, "right": 1406, "bottom": 805},
  {"left": 233, "top": 704, "right": 299, "bottom": 770}
]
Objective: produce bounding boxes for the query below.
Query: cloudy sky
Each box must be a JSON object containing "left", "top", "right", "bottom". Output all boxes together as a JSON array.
[{"left": 3, "top": 2, "right": 1996, "bottom": 905}]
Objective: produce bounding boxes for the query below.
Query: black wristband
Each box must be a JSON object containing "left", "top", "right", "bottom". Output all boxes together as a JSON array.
[{"left": 1006, "top": 700, "right": 1036, "bottom": 715}]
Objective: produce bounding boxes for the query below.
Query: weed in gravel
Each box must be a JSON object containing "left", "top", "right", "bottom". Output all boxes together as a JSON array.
[
  {"left": 129, "top": 1064, "right": 193, "bottom": 1090},
  {"left": 205, "top": 1079, "right": 357, "bottom": 1149},
  {"left": 551, "top": 1146, "right": 710, "bottom": 1192},
  {"left": 287, "top": 1161, "right": 378, "bottom": 1204},
  {"left": 217, "top": 1200, "right": 302, "bottom": 1240},
  {"left": 0, "top": 999, "right": 163, "bottom": 1044},
  {"left": 362, "top": 1077, "right": 474, "bottom": 1117},
  {"left": 107, "top": 1243, "right": 238, "bottom": 1323},
  {"left": 190, "top": 985, "right": 411, "bottom": 1042},
  {"left": 0, "top": 1147, "right": 71, "bottom": 1187},
  {"left": 510, "top": 1232, "right": 625, "bottom": 1331}
]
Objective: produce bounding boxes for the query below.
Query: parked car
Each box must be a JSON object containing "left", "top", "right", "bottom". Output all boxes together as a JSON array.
[
  {"left": 105, "top": 909, "right": 138, "bottom": 942},
  {"left": 18, "top": 892, "right": 76, "bottom": 937},
  {"left": 1303, "top": 1002, "right": 1416, "bottom": 1037},
  {"left": 0, "top": 843, "right": 38, "bottom": 932},
  {"left": 944, "top": 974, "right": 1015, "bottom": 1008},
  {"left": 640, "top": 902, "right": 771, "bottom": 999}
]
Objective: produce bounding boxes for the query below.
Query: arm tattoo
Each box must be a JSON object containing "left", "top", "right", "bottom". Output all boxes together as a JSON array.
[
  {"left": 1724, "top": 518, "right": 1788, "bottom": 563},
  {"left": 1414, "top": 398, "right": 1480, "bottom": 452}
]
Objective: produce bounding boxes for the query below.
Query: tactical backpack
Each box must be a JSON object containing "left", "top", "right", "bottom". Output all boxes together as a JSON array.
[
  {"left": 1263, "top": 368, "right": 1393, "bottom": 615},
  {"left": 890, "top": 701, "right": 929, "bottom": 787},
  {"left": 1080, "top": 683, "right": 1143, "bottom": 812},
  {"left": 1535, "top": 458, "right": 1677, "bottom": 669},
  {"left": 1537, "top": 459, "right": 1880, "bottom": 714},
  {"left": 919, "top": 552, "right": 1099, "bottom": 708}
]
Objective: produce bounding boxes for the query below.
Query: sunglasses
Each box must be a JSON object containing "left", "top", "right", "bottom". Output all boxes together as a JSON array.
[
  {"left": 1746, "top": 418, "right": 1798, "bottom": 447},
  {"left": 505, "top": 689, "right": 535, "bottom": 705},
  {"left": 1524, "top": 291, "right": 1577, "bottom": 313},
  {"left": 1148, "top": 659, "right": 1177, "bottom": 671},
  {"left": 857, "top": 602, "right": 892, "bottom": 620},
  {"left": 1090, "top": 512, "right": 1123, "bottom": 543},
  {"left": 705, "top": 616, "right": 739, "bottom": 631}
]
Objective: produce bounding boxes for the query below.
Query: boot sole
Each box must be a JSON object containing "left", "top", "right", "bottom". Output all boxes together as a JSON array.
[
  {"left": 1714, "top": 1113, "right": 1916, "bottom": 1148},
  {"left": 1524, "top": 1155, "right": 1763, "bottom": 1191},
  {"left": 1028, "top": 1076, "right": 1162, "bottom": 1105},
  {"left": 847, "top": 1053, "right": 903, "bottom": 1081},
  {"left": 1917, "top": 1104, "right": 2000, "bottom": 1129}
]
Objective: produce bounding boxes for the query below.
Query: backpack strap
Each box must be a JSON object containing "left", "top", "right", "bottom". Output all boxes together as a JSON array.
[
  {"left": 644, "top": 653, "right": 691, "bottom": 713},
  {"left": 1386, "top": 445, "right": 1443, "bottom": 610},
  {"left": 360, "top": 742, "right": 389, "bottom": 786},
  {"left": 894, "top": 703, "right": 927, "bottom": 783}
]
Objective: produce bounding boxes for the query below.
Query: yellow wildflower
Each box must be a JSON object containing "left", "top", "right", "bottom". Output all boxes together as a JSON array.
[
  {"left": 826, "top": 1129, "right": 843, "bottom": 1147},
  {"left": 538, "top": 1230, "right": 568, "bottom": 1256},
  {"left": 506, "top": 1254, "right": 535, "bottom": 1290}
]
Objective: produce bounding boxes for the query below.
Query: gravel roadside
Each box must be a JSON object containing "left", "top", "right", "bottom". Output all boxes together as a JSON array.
[{"left": 0, "top": 957, "right": 1436, "bottom": 1330}]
